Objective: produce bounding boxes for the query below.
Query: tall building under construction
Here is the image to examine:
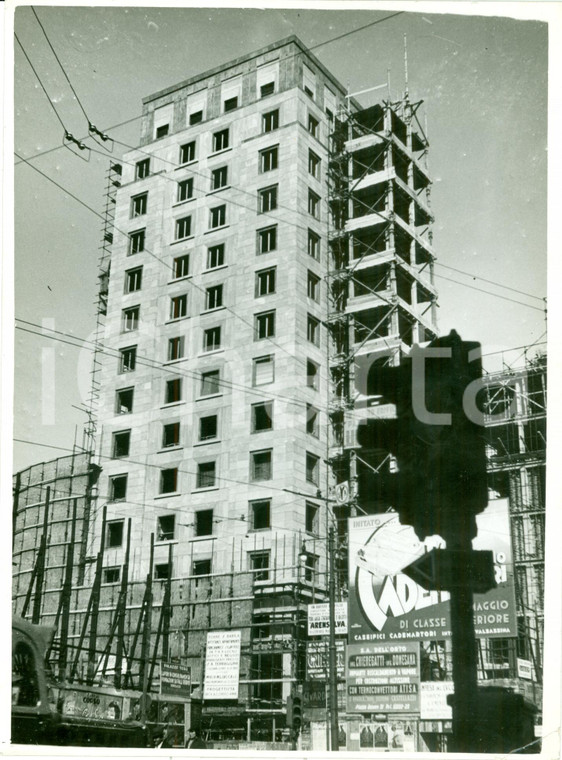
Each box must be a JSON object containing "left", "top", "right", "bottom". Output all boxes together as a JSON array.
[{"left": 12, "top": 35, "right": 544, "bottom": 751}]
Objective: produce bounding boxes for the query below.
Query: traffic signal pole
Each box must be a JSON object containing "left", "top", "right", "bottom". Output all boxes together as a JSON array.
[
  {"left": 328, "top": 527, "right": 339, "bottom": 751},
  {"left": 447, "top": 527, "right": 479, "bottom": 753}
]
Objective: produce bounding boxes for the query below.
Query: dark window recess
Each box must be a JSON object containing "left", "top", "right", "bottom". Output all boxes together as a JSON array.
[
  {"left": 308, "top": 150, "right": 321, "bottom": 178},
  {"left": 193, "top": 558, "right": 211, "bottom": 576},
  {"left": 103, "top": 567, "right": 120, "bottom": 584},
  {"left": 306, "top": 452, "right": 320, "bottom": 485},
  {"left": 207, "top": 244, "right": 225, "bottom": 269},
  {"left": 196, "top": 509, "right": 214, "bottom": 536},
  {"left": 304, "top": 86, "right": 314, "bottom": 99},
  {"left": 201, "top": 370, "right": 220, "bottom": 396},
  {"left": 167, "top": 337, "right": 184, "bottom": 361},
  {"left": 224, "top": 96, "right": 238, "bottom": 112},
  {"left": 200, "top": 415, "right": 218, "bottom": 441},
  {"left": 306, "top": 404, "right": 319, "bottom": 437},
  {"left": 204, "top": 326, "right": 221, "bottom": 352},
  {"left": 170, "top": 294, "right": 188, "bottom": 320},
  {"left": 307, "top": 315, "right": 320, "bottom": 345},
  {"left": 179, "top": 141, "right": 196, "bottom": 164},
  {"left": 213, "top": 129, "right": 229, "bottom": 152},
  {"left": 259, "top": 186, "right": 277, "bottom": 213},
  {"left": 120, "top": 346, "right": 136, "bottom": 373},
  {"left": 308, "top": 230, "right": 320, "bottom": 260},
  {"left": 211, "top": 166, "right": 228, "bottom": 190},
  {"left": 307, "top": 271, "right": 320, "bottom": 301},
  {"left": 162, "top": 422, "right": 180, "bottom": 448},
  {"left": 256, "top": 268, "right": 276, "bottom": 296},
  {"left": 197, "top": 461, "right": 216, "bottom": 488},
  {"left": 307, "top": 359, "right": 319, "bottom": 389},
  {"left": 306, "top": 501, "right": 319, "bottom": 534},
  {"left": 251, "top": 449, "right": 272, "bottom": 481},
  {"left": 175, "top": 216, "right": 192, "bottom": 240},
  {"left": 258, "top": 226, "right": 277, "bottom": 254},
  {"left": 190, "top": 110, "right": 203, "bottom": 125},
  {"left": 308, "top": 190, "right": 320, "bottom": 218},
  {"left": 308, "top": 114, "right": 319, "bottom": 137},
  {"left": 177, "top": 178, "right": 194, "bottom": 202},
  {"left": 165, "top": 378, "right": 182, "bottom": 403},
  {"left": 155, "top": 563, "right": 170, "bottom": 579},
  {"left": 131, "top": 193, "right": 147, "bottom": 217},
  {"left": 252, "top": 402, "right": 273, "bottom": 432},
  {"left": 251, "top": 500, "right": 271, "bottom": 530},
  {"left": 156, "top": 124, "right": 169, "bottom": 139},
  {"left": 109, "top": 474, "right": 127, "bottom": 501},
  {"left": 250, "top": 551, "right": 270, "bottom": 581},
  {"left": 260, "top": 146, "right": 278, "bottom": 172},
  {"left": 262, "top": 109, "right": 279, "bottom": 133},
  {"left": 206, "top": 285, "right": 223, "bottom": 310},
  {"left": 129, "top": 229, "right": 145, "bottom": 255},
  {"left": 112, "top": 431, "right": 130, "bottom": 458},
  {"left": 160, "top": 468, "right": 178, "bottom": 494},
  {"left": 125, "top": 267, "right": 142, "bottom": 293},
  {"left": 157, "top": 514, "right": 175, "bottom": 541},
  {"left": 173, "top": 254, "right": 190, "bottom": 279},
  {"left": 255, "top": 311, "right": 275, "bottom": 339},
  {"left": 135, "top": 159, "right": 150, "bottom": 180},
  {"left": 303, "top": 553, "right": 318, "bottom": 582},
  {"left": 210, "top": 205, "right": 226, "bottom": 228},
  {"left": 260, "top": 82, "right": 275, "bottom": 98},
  {"left": 107, "top": 520, "right": 124, "bottom": 548},
  {"left": 116, "top": 387, "right": 134, "bottom": 414}
]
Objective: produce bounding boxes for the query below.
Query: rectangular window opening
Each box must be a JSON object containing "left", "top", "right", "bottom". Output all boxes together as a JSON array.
[
  {"left": 160, "top": 467, "right": 178, "bottom": 494},
  {"left": 250, "top": 499, "right": 271, "bottom": 531},
  {"left": 109, "top": 474, "right": 128, "bottom": 502},
  {"left": 253, "top": 355, "right": 274, "bottom": 386},
  {"left": 157, "top": 514, "right": 176, "bottom": 541},
  {"left": 173, "top": 254, "right": 190, "bottom": 279},
  {"left": 196, "top": 461, "right": 216, "bottom": 489},
  {"left": 165, "top": 378, "right": 182, "bottom": 404}
]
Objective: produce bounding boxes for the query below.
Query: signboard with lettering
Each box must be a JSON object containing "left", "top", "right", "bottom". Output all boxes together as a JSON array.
[
  {"left": 160, "top": 663, "right": 191, "bottom": 699},
  {"left": 59, "top": 685, "right": 125, "bottom": 721},
  {"left": 517, "top": 657, "right": 533, "bottom": 680},
  {"left": 346, "top": 641, "right": 420, "bottom": 713},
  {"left": 348, "top": 500, "right": 517, "bottom": 643},
  {"left": 306, "top": 640, "right": 346, "bottom": 680},
  {"left": 203, "top": 630, "right": 241, "bottom": 700},
  {"left": 420, "top": 681, "right": 454, "bottom": 719},
  {"left": 308, "top": 602, "right": 348, "bottom": 636}
]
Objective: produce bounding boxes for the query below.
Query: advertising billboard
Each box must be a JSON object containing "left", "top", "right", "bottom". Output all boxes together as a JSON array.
[
  {"left": 203, "top": 630, "right": 241, "bottom": 700},
  {"left": 306, "top": 639, "right": 346, "bottom": 680},
  {"left": 348, "top": 500, "right": 517, "bottom": 643},
  {"left": 308, "top": 602, "right": 348, "bottom": 636},
  {"left": 347, "top": 641, "right": 420, "bottom": 713}
]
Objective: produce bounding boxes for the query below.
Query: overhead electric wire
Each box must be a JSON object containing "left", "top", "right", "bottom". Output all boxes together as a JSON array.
[
  {"left": 15, "top": 319, "right": 333, "bottom": 416},
  {"left": 15, "top": 11, "right": 404, "bottom": 166},
  {"left": 30, "top": 6, "right": 91, "bottom": 125},
  {"left": 308, "top": 11, "right": 404, "bottom": 51},
  {"left": 432, "top": 272, "right": 544, "bottom": 313},
  {"left": 14, "top": 33, "right": 68, "bottom": 132},
  {"left": 434, "top": 261, "right": 543, "bottom": 303},
  {"left": 15, "top": 150, "right": 337, "bottom": 391}
]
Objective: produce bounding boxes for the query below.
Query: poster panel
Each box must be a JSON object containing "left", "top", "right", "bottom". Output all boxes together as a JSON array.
[
  {"left": 347, "top": 641, "right": 420, "bottom": 713},
  {"left": 420, "top": 681, "right": 454, "bottom": 719},
  {"left": 203, "top": 630, "right": 241, "bottom": 700},
  {"left": 160, "top": 663, "right": 191, "bottom": 699},
  {"left": 306, "top": 639, "right": 345, "bottom": 680},
  {"left": 348, "top": 500, "right": 517, "bottom": 643},
  {"left": 308, "top": 602, "right": 348, "bottom": 636}
]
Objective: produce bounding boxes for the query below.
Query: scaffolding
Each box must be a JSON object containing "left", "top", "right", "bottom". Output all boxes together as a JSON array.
[{"left": 326, "top": 94, "right": 438, "bottom": 516}]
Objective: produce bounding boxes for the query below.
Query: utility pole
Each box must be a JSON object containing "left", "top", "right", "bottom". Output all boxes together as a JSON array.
[
  {"left": 140, "top": 535, "right": 155, "bottom": 724},
  {"left": 328, "top": 527, "right": 339, "bottom": 751}
]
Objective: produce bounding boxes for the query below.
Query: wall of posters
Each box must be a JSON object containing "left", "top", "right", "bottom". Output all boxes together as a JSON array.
[
  {"left": 420, "top": 681, "right": 454, "bottom": 719},
  {"left": 348, "top": 501, "right": 517, "bottom": 643},
  {"left": 347, "top": 641, "right": 420, "bottom": 713}
]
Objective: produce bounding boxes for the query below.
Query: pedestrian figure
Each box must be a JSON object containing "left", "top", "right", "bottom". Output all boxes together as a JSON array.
[{"left": 185, "top": 727, "right": 207, "bottom": 749}]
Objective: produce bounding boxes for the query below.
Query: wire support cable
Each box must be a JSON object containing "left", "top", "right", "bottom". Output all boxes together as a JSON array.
[{"left": 30, "top": 7, "right": 111, "bottom": 146}]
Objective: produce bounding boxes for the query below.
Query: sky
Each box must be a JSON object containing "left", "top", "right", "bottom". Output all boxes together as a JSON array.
[{"left": 8, "top": 2, "right": 553, "bottom": 472}]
